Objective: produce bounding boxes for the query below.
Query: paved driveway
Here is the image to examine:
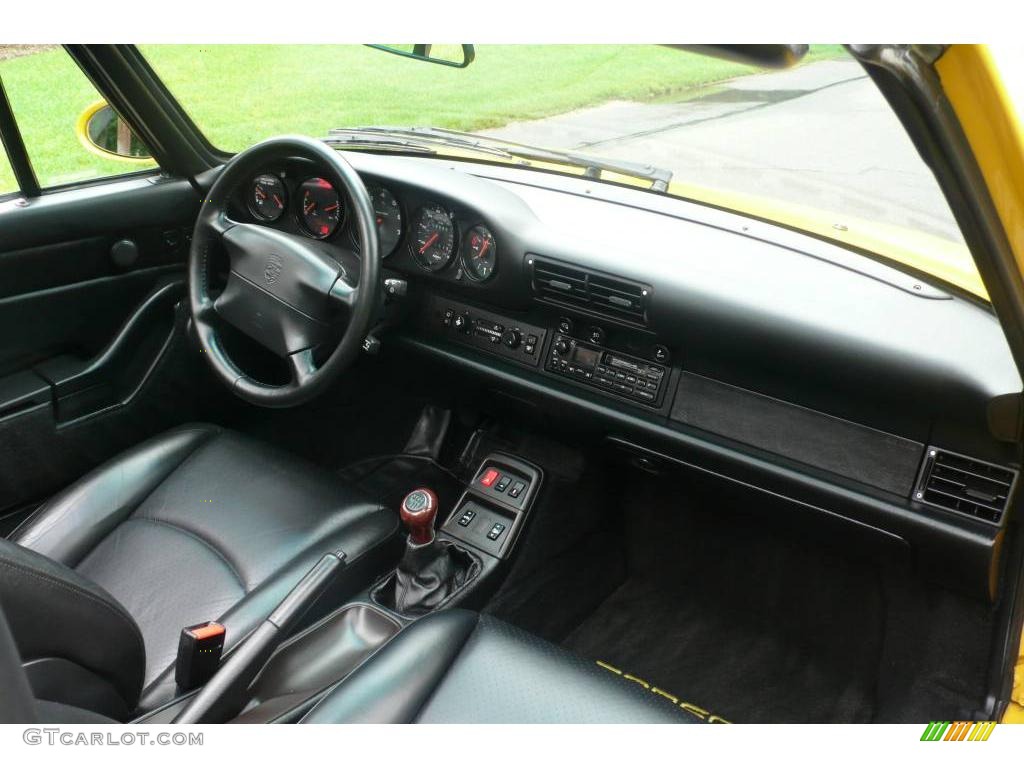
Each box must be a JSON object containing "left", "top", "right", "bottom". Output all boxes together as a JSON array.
[{"left": 485, "top": 60, "right": 962, "bottom": 243}]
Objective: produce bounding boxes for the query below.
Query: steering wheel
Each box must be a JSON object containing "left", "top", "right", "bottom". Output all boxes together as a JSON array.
[{"left": 188, "top": 136, "right": 380, "bottom": 407}]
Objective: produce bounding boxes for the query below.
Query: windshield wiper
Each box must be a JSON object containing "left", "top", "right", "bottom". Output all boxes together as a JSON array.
[
  {"left": 325, "top": 128, "right": 516, "bottom": 161},
  {"left": 322, "top": 131, "right": 441, "bottom": 155},
  {"left": 325, "top": 126, "right": 673, "bottom": 193}
]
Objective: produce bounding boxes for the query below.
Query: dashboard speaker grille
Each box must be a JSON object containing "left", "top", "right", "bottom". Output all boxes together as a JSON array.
[
  {"left": 530, "top": 256, "right": 649, "bottom": 326},
  {"left": 913, "top": 447, "right": 1017, "bottom": 524}
]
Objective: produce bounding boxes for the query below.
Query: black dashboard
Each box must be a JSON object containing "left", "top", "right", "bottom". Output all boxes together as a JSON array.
[{"left": 225, "top": 149, "right": 1023, "bottom": 600}]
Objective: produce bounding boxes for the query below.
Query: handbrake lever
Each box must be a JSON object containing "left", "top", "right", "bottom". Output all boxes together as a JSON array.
[{"left": 173, "top": 550, "right": 347, "bottom": 724}]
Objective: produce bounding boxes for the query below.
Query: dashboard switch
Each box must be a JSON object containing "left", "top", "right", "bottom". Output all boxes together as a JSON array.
[
  {"left": 558, "top": 317, "right": 574, "bottom": 335},
  {"left": 384, "top": 278, "right": 408, "bottom": 299},
  {"left": 480, "top": 468, "right": 500, "bottom": 487},
  {"left": 502, "top": 328, "right": 522, "bottom": 349}
]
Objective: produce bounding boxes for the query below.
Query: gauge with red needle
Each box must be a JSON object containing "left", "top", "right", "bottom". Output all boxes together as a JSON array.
[
  {"left": 412, "top": 204, "right": 456, "bottom": 271},
  {"left": 462, "top": 225, "right": 497, "bottom": 281},
  {"left": 248, "top": 173, "right": 287, "bottom": 222},
  {"left": 297, "top": 177, "right": 343, "bottom": 239}
]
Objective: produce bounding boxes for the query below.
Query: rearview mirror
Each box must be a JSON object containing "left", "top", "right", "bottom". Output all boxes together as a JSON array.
[
  {"left": 367, "top": 44, "right": 475, "bottom": 68},
  {"left": 76, "top": 101, "right": 152, "bottom": 161},
  {"left": 664, "top": 44, "right": 809, "bottom": 69}
]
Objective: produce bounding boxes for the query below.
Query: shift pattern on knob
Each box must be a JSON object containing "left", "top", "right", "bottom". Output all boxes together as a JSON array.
[
  {"left": 405, "top": 491, "right": 430, "bottom": 512},
  {"left": 401, "top": 487, "right": 439, "bottom": 546}
]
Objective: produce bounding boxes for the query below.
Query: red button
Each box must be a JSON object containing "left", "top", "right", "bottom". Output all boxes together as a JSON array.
[{"left": 480, "top": 468, "right": 499, "bottom": 487}]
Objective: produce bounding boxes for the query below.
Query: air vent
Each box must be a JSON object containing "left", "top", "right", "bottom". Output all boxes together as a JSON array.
[
  {"left": 913, "top": 447, "right": 1017, "bottom": 524},
  {"left": 530, "top": 256, "right": 649, "bottom": 326}
]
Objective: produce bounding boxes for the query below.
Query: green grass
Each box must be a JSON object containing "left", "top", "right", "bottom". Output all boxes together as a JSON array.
[
  {"left": 0, "top": 48, "right": 157, "bottom": 191},
  {"left": 0, "top": 44, "right": 846, "bottom": 193}
]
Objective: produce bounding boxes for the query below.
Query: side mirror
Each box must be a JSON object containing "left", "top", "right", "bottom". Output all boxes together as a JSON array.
[
  {"left": 367, "top": 44, "right": 475, "bottom": 68},
  {"left": 75, "top": 101, "right": 152, "bottom": 162}
]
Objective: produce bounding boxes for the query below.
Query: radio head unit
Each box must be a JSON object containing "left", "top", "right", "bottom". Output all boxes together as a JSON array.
[{"left": 546, "top": 334, "right": 666, "bottom": 407}]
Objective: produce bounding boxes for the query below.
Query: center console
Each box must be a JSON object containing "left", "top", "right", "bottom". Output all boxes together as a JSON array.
[
  {"left": 139, "top": 449, "right": 544, "bottom": 725},
  {"left": 441, "top": 453, "right": 543, "bottom": 558}
]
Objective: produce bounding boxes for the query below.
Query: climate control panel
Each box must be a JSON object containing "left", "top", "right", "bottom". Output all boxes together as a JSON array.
[{"left": 426, "top": 296, "right": 546, "bottom": 367}]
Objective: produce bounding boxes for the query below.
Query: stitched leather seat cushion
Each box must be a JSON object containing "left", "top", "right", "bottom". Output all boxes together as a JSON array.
[
  {"left": 9, "top": 423, "right": 397, "bottom": 713},
  {"left": 302, "top": 610, "right": 702, "bottom": 724}
]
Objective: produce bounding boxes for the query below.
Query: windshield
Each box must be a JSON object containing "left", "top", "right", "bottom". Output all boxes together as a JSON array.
[{"left": 139, "top": 44, "right": 981, "bottom": 297}]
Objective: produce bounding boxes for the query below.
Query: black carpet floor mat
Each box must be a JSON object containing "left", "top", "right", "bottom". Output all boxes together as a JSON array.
[
  {"left": 561, "top": 573, "right": 880, "bottom": 724},
  {"left": 559, "top": 486, "right": 884, "bottom": 723},
  {"left": 485, "top": 459, "right": 994, "bottom": 723}
]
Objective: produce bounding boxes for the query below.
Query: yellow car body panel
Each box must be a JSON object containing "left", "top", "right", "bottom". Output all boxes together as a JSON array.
[
  {"left": 937, "top": 46, "right": 1024, "bottom": 284},
  {"left": 933, "top": 43, "right": 1024, "bottom": 723},
  {"left": 1007, "top": 657, "right": 1024, "bottom": 722}
]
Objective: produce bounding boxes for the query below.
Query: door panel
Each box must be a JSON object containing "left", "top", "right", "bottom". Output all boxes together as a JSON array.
[{"left": 0, "top": 174, "right": 210, "bottom": 520}]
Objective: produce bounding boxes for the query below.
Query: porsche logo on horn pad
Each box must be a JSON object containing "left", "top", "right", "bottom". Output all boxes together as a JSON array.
[{"left": 264, "top": 255, "right": 283, "bottom": 284}]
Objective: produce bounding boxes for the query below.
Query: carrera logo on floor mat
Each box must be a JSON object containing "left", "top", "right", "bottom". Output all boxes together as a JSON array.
[
  {"left": 920, "top": 721, "right": 996, "bottom": 741},
  {"left": 596, "top": 661, "right": 731, "bottom": 723}
]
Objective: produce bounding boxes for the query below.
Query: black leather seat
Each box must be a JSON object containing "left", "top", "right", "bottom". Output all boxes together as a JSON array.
[
  {"left": 301, "top": 610, "right": 701, "bottom": 724},
  {"left": 0, "top": 423, "right": 397, "bottom": 720}
]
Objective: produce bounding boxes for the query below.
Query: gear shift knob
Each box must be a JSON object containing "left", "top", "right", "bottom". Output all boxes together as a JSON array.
[{"left": 400, "top": 488, "right": 439, "bottom": 546}]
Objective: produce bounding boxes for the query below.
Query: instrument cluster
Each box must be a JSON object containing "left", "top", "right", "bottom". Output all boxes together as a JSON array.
[
  {"left": 409, "top": 204, "right": 497, "bottom": 282},
  {"left": 241, "top": 170, "right": 498, "bottom": 281},
  {"left": 243, "top": 171, "right": 403, "bottom": 256}
]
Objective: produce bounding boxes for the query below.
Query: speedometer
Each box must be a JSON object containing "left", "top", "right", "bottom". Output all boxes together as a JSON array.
[{"left": 411, "top": 204, "right": 456, "bottom": 271}]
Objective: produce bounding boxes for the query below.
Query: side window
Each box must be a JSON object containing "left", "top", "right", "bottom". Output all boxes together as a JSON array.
[{"left": 0, "top": 45, "right": 156, "bottom": 189}]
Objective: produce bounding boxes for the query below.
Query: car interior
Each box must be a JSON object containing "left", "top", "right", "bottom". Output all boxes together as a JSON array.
[{"left": 0, "top": 43, "right": 1022, "bottom": 725}]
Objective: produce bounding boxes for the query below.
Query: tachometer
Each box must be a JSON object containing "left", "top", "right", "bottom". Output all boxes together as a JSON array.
[
  {"left": 462, "top": 225, "right": 497, "bottom": 281},
  {"left": 351, "top": 185, "right": 403, "bottom": 257},
  {"left": 249, "top": 173, "right": 287, "bottom": 222},
  {"left": 411, "top": 204, "right": 456, "bottom": 271},
  {"left": 298, "top": 177, "right": 343, "bottom": 239}
]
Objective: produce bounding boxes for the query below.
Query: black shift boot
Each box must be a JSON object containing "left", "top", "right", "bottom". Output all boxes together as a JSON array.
[
  {"left": 373, "top": 487, "right": 481, "bottom": 616},
  {"left": 384, "top": 538, "right": 478, "bottom": 616}
]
